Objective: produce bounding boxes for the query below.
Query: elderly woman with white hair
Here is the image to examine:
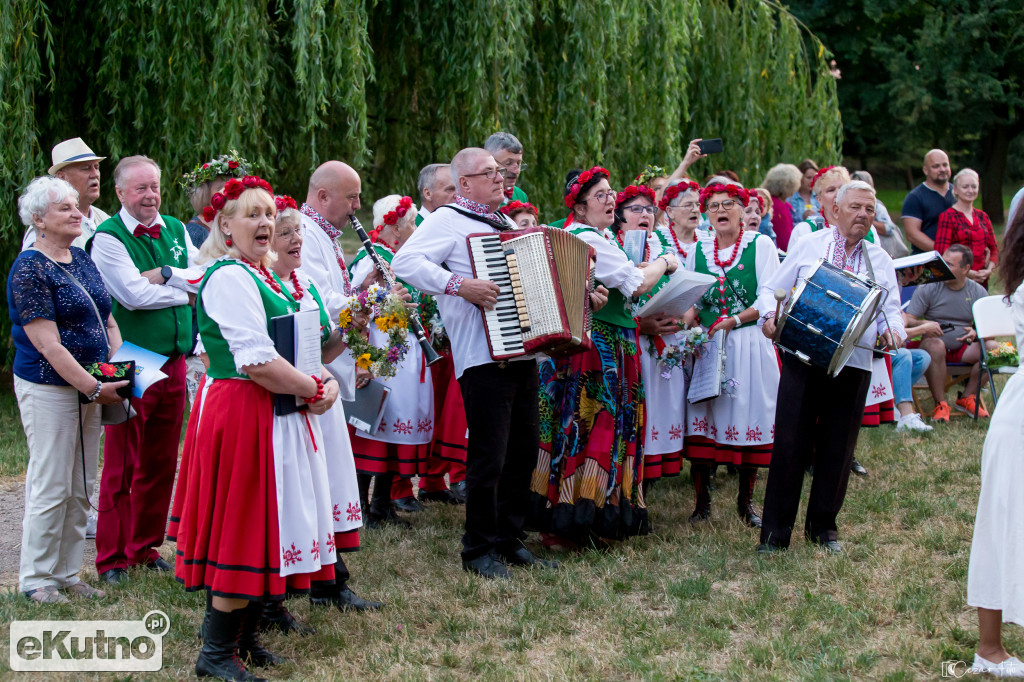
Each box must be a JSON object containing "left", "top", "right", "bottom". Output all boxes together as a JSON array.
[{"left": 8, "top": 176, "right": 128, "bottom": 603}]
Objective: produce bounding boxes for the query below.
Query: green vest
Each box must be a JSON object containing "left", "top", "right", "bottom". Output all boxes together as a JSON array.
[
  {"left": 694, "top": 234, "right": 761, "bottom": 329},
  {"left": 92, "top": 213, "right": 192, "bottom": 355},
  {"left": 415, "top": 213, "right": 424, "bottom": 226},
  {"left": 803, "top": 216, "right": 876, "bottom": 244},
  {"left": 570, "top": 225, "right": 636, "bottom": 328},
  {"left": 199, "top": 260, "right": 300, "bottom": 380}
]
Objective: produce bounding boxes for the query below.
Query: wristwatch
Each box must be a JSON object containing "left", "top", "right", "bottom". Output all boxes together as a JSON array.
[{"left": 160, "top": 265, "right": 172, "bottom": 284}]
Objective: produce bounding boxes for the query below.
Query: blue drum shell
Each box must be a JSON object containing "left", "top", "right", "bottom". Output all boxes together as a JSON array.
[{"left": 778, "top": 264, "right": 872, "bottom": 371}]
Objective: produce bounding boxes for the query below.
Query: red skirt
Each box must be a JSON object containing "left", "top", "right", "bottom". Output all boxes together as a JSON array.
[
  {"left": 643, "top": 450, "right": 683, "bottom": 481},
  {"left": 684, "top": 436, "right": 772, "bottom": 468},
  {"left": 170, "top": 379, "right": 326, "bottom": 600},
  {"left": 861, "top": 355, "right": 896, "bottom": 427},
  {"left": 349, "top": 426, "right": 429, "bottom": 477},
  {"left": 431, "top": 352, "right": 468, "bottom": 464}
]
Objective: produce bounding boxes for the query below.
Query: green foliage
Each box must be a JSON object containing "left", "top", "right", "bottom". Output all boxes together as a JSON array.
[{"left": 0, "top": 0, "right": 839, "bottom": 351}]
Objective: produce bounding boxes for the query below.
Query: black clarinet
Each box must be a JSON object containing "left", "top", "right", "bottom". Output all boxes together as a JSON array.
[{"left": 348, "top": 214, "right": 442, "bottom": 366}]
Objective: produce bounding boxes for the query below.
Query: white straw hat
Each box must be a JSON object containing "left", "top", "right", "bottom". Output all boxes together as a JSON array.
[{"left": 48, "top": 138, "right": 106, "bottom": 175}]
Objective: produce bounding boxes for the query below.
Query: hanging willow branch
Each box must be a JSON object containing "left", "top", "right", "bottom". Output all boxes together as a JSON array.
[{"left": 0, "top": 0, "right": 840, "bottom": 354}]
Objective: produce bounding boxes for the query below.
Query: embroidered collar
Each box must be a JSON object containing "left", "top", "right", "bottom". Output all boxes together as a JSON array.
[
  {"left": 300, "top": 202, "right": 352, "bottom": 295},
  {"left": 829, "top": 226, "right": 864, "bottom": 273},
  {"left": 455, "top": 194, "right": 503, "bottom": 222}
]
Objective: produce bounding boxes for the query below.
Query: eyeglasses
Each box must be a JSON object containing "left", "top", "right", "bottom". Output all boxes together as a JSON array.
[
  {"left": 584, "top": 190, "right": 617, "bottom": 204},
  {"left": 463, "top": 167, "right": 507, "bottom": 181},
  {"left": 706, "top": 200, "right": 740, "bottom": 213},
  {"left": 624, "top": 205, "right": 657, "bottom": 215},
  {"left": 672, "top": 202, "right": 700, "bottom": 211},
  {"left": 276, "top": 225, "right": 305, "bottom": 239}
]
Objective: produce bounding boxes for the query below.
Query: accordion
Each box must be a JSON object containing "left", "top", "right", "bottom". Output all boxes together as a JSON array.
[{"left": 467, "top": 227, "right": 596, "bottom": 360}]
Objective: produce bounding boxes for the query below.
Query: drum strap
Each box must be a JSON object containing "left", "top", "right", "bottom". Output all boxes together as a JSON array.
[{"left": 860, "top": 240, "right": 877, "bottom": 282}]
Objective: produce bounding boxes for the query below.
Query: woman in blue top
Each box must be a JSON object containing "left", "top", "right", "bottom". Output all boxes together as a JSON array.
[{"left": 8, "top": 176, "right": 127, "bottom": 603}]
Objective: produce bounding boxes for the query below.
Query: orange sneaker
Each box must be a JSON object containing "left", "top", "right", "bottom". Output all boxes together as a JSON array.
[
  {"left": 931, "top": 401, "right": 951, "bottom": 422},
  {"left": 956, "top": 393, "right": 990, "bottom": 418}
]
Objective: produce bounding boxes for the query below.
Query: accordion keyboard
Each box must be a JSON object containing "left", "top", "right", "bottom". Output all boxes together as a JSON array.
[{"left": 468, "top": 234, "right": 530, "bottom": 357}]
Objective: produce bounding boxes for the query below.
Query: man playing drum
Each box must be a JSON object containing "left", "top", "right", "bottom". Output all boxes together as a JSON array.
[{"left": 755, "top": 180, "right": 905, "bottom": 555}]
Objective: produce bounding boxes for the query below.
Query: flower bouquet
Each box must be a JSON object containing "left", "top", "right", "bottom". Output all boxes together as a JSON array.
[{"left": 338, "top": 284, "right": 411, "bottom": 379}]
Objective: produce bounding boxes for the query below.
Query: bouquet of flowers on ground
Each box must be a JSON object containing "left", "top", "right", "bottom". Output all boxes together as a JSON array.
[
  {"left": 338, "top": 284, "right": 410, "bottom": 379},
  {"left": 987, "top": 341, "right": 1019, "bottom": 369}
]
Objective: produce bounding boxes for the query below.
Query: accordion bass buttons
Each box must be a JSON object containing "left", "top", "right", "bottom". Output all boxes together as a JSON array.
[{"left": 505, "top": 252, "right": 531, "bottom": 330}]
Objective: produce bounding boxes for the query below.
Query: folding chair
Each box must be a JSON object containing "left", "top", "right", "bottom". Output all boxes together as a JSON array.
[{"left": 973, "top": 295, "right": 1019, "bottom": 416}]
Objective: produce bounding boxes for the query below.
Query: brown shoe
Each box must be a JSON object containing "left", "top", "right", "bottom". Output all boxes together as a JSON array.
[{"left": 62, "top": 581, "right": 106, "bottom": 599}]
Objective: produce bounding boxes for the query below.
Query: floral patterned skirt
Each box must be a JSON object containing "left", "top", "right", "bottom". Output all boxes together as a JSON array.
[{"left": 529, "top": 319, "right": 648, "bottom": 540}]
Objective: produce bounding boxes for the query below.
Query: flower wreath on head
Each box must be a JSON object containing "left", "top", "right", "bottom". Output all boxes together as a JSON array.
[
  {"left": 500, "top": 200, "right": 538, "bottom": 218},
  {"left": 752, "top": 191, "right": 766, "bottom": 213},
  {"left": 635, "top": 164, "right": 667, "bottom": 187},
  {"left": 180, "top": 150, "right": 254, "bottom": 195},
  {"left": 699, "top": 183, "right": 748, "bottom": 212},
  {"left": 658, "top": 180, "right": 701, "bottom": 211},
  {"left": 201, "top": 175, "right": 274, "bottom": 223},
  {"left": 809, "top": 165, "right": 835, "bottom": 191},
  {"left": 368, "top": 196, "right": 414, "bottom": 244},
  {"left": 615, "top": 185, "right": 656, "bottom": 208},
  {"left": 337, "top": 283, "right": 411, "bottom": 379},
  {"left": 275, "top": 195, "right": 298, "bottom": 212},
  {"left": 564, "top": 166, "right": 610, "bottom": 208}
]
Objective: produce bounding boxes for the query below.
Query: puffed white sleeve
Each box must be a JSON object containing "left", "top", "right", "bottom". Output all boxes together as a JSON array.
[
  {"left": 754, "top": 234, "right": 781, "bottom": 288},
  {"left": 574, "top": 230, "right": 645, "bottom": 297},
  {"left": 349, "top": 257, "right": 376, "bottom": 294},
  {"left": 201, "top": 265, "right": 280, "bottom": 373}
]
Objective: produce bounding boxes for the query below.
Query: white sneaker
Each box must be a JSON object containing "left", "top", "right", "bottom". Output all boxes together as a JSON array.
[
  {"left": 85, "top": 512, "right": 97, "bottom": 540},
  {"left": 896, "top": 413, "right": 933, "bottom": 433},
  {"left": 974, "top": 654, "right": 1024, "bottom": 678}
]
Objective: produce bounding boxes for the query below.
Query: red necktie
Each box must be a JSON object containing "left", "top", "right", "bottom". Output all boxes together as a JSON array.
[{"left": 133, "top": 224, "right": 161, "bottom": 239}]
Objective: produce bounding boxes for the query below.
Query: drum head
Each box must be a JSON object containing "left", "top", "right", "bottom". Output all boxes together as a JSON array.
[
  {"left": 827, "top": 285, "right": 884, "bottom": 376},
  {"left": 774, "top": 259, "right": 824, "bottom": 345}
]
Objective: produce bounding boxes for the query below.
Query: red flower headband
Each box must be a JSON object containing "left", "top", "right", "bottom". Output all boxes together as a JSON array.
[
  {"left": 564, "top": 166, "right": 610, "bottom": 208},
  {"left": 615, "top": 185, "right": 656, "bottom": 208},
  {"left": 658, "top": 180, "right": 701, "bottom": 211},
  {"left": 275, "top": 195, "right": 298, "bottom": 212},
  {"left": 698, "top": 183, "right": 748, "bottom": 212},
  {"left": 809, "top": 165, "right": 835, "bottom": 191},
  {"left": 500, "top": 200, "right": 538, "bottom": 217},
  {"left": 379, "top": 196, "right": 413, "bottom": 228},
  {"left": 202, "top": 175, "right": 274, "bottom": 223}
]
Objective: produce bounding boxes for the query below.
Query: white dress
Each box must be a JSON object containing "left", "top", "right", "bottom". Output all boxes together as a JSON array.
[
  {"left": 349, "top": 253, "right": 434, "bottom": 445},
  {"left": 967, "top": 284, "right": 1024, "bottom": 624},
  {"left": 286, "top": 269, "right": 363, "bottom": 536},
  {"left": 640, "top": 231, "right": 695, "bottom": 459},
  {"left": 684, "top": 232, "right": 780, "bottom": 458}
]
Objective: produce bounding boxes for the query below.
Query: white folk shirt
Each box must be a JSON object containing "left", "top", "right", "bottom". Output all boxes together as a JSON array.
[
  {"left": 91, "top": 207, "right": 202, "bottom": 311},
  {"left": 21, "top": 204, "right": 111, "bottom": 252},
  {"left": 392, "top": 206, "right": 531, "bottom": 379},
  {"left": 756, "top": 226, "right": 906, "bottom": 373},
  {"left": 299, "top": 213, "right": 352, "bottom": 318}
]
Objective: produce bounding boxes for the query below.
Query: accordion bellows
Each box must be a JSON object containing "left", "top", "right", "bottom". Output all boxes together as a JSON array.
[{"left": 468, "top": 227, "right": 596, "bottom": 360}]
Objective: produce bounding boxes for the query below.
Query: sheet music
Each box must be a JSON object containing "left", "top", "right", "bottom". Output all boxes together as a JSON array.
[
  {"left": 687, "top": 332, "right": 725, "bottom": 404},
  {"left": 636, "top": 270, "right": 717, "bottom": 319},
  {"left": 292, "top": 310, "right": 323, "bottom": 407},
  {"left": 621, "top": 230, "right": 648, "bottom": 265}
]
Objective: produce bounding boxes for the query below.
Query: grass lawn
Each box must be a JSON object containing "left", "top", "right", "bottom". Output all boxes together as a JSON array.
[{"left": 0, "top": 377, "right": 1016, "bottom": 680}]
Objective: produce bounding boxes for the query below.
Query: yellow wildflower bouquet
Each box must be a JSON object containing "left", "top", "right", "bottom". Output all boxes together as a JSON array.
[{"left": 338, "top": 284, "right": 411, "bottom": 379}]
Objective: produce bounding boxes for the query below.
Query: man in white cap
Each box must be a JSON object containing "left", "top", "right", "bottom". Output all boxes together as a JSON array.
[{"left": 23, "top": 138, "right": 110, "bottom": 251}]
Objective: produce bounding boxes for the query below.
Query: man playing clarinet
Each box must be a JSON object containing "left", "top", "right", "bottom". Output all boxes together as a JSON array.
[
  {"left": 393, "top": 147, "right": 554, "bottom": 579},
  {"left": 756, "top": 180, "right": 905, "bottom": 555}
]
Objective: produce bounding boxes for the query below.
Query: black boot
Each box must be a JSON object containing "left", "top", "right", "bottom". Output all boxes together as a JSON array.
[
  {"left": 195, "top": 605, "right": 263, "bottom": 681},
  {"left": 259, "top": 598, "right": 315, "bottom": 636},
  {"left": 737, "top": 466, "right": 762, "bottom": 528},
  {"left": 689, "top": 463, "right": 712, "bottom": 523},
  {"left": 197, "top": 590, "right": 213, "bottom": 641},
  {"left": 367, "top": 473, "right": 410, "bottom": 529},
  {"left": 238, "top": 601, "right": 287, "bottom": 668}
]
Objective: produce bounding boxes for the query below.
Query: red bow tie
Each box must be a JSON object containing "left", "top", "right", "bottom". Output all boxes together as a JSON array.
[
  {"left": 133, "top": 223, "right": 161, "bottom": 239},
  {"left": 504, "top": 187, "right": 514, "bottom": 199}
]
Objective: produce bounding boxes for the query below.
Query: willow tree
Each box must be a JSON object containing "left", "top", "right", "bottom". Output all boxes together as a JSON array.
[{"left": 0, "top": 0, "right": 838, "bottom": 352}]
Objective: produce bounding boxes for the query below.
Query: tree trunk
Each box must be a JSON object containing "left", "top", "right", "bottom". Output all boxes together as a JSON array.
[{"left": 980, "top": 125, "right": 1013, "bottom": 225}]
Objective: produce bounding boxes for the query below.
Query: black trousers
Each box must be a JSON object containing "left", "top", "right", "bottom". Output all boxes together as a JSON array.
[
  {"left": 759, "top": 354, "right": 871, "bottom": 548},
  {"left": 458, "top": 361, "right": 540, "bottom": 561}
]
